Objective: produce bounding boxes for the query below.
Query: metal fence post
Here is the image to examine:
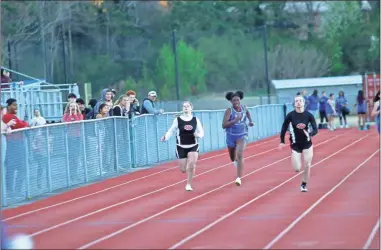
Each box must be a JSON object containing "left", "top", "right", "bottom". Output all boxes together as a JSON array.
[
  {"left": 64, "top": 126, "right": 71, "bottom": 187},
  {"left": 145, "top": 116, "right": 149, "bottom": 165},
  {"left": 155, "top": 116, "right": 160, "bottom": 162},
  {"left": 81, "top": 122, "right": 88, "bottom": 183},
  {"left": 46, "top": 127, "right": 52, "bottom": 192},
  {"left": 127, "top": 119, "right": 132, "bottom": 170},
  {"left": 129, "top": 119, "right": 135, "bottom": 168},
  {"left": 113, "top": 118, "right": 120, "bottom": 174},
  {"left": 166, "top": 114, "right": 170, "bottom": 159},
  {"left": 97, "top": 123, "right": 104, "bottom": 177},
  {"left": 24, "top": 132, "right": 31, "bottom": 199},
  {"left": 1, "top": 135, "right": 7, "bottom": 207}
]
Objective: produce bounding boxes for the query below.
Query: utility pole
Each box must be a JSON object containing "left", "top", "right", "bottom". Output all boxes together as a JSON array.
[
  {"left": 262, "top": 24, "right": 271, "bottom": 104},
  {"left": 172, "top": 29, "right": 181, "bottom": 100}
]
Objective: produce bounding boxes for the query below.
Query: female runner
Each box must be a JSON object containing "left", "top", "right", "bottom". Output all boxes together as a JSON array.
[
  {"left": 161, "top": 101, "right": 204, "bottom": 191},
  {"left": 222, "top": 91, "right": 254, "bottom": 186},
  {"left": 279, "top": 95, "right": 318, "bottom": 192}
]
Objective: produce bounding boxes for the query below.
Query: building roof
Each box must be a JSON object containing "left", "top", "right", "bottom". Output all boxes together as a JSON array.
[{"left": 272, "top": 75, "right": 362, "bottom": 90}]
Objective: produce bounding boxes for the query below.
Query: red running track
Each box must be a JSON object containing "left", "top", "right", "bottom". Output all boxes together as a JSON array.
[{"left": 2, "top": 128, "right": 380, "bottom": 249}]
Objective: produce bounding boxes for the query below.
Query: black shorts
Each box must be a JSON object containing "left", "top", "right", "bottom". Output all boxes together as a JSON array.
[
  {"left": 358, "top": 112, "right": 366, "bottom": 115},
  {"left": 176, "top": 145, "right": 199, "bottom": 159},
  {"left": 290, "top": 142, "right": 312, "bottom": 153}
]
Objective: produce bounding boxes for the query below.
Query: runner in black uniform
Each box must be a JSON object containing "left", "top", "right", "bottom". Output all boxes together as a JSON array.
[
  {"left": 279, "top": 95, "right": 318, "bottom": 192},
  {"left": 161, "top": 101, "right": 204, "bottom": 191}
]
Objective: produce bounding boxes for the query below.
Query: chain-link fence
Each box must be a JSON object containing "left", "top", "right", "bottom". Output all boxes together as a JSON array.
[{"left": 1, "top": 104, "right": 287, "bottom": 207}]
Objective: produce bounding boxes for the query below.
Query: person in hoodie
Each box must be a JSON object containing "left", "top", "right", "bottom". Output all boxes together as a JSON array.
[
  {"left": 93, "top": 88, "right": 115, "bottom": 118},
  {"left": 318, "top": 91, "right": 329, "bottom": 128},
  {"left": 336, "top": 90, "right": 349, "bottom": 128}
]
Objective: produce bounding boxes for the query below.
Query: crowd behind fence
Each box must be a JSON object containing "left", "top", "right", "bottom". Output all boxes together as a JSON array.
[{"left": 1, "top": 104, "right": 292, "bottom": 208}]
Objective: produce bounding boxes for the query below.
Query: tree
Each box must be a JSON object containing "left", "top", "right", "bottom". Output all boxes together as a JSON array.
[{"left": 155, "top": 40, "right": 207, "bottom": 100}]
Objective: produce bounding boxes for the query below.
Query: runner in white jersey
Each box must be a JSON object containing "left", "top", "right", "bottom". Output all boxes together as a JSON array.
[{"left": 161, "top": 101, "right": 204, "bottom": 191}]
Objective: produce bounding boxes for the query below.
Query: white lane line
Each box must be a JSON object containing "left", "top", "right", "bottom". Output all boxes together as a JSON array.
[
  {"left": 263, "top": 149, "right": 379, "bottom": 249},
  {"left": 168, "top": 133, "right": 372, "bottom": 249},
  {"left": 77, "top": 132, "right": 352, "bottom": 249},
  {"left": 3, "top": 137, "right": 278, "bottom": 221},
  {"left": 363, "top": 218, "right": 380, "bottom": 250},
  {"left": 29, "top": 139, "right": 292, "bottom": 237}
]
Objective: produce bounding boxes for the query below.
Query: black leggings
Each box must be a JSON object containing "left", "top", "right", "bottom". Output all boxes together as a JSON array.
[
  {"left": 339, "top": 112, "right": 347, "bottom": 125},
  {"left": 319, "top": 111, "right": 328, "bottom": 123}
]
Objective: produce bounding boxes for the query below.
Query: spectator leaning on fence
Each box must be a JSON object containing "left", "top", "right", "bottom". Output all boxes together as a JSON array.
[
  {"left": 126, "top": 90, "right": 140, "bottom": 118},
  {"left": 76, "top": 98, "right": 91, "bottom": 120},
  {"left": 2, "top": 98, "right": 29, "bottom": 195},
  {"left": 2, "top": 98, "right": 29, "bottom": 129},
  {"left": 113, "top": 94, "right": 129, "bottom": 116},
  {"left": 140, "top": 91, "right": 164, "bottom": 115},
  {"left": 62, "top": 102, "right": 83, "bottom": 122},
  {"left": 86, "top": 99, "right": 98, "bottom": 119},
  {"left": 30, "top": 109, "right": 47, "bottom": 127},
  {"left": 1, "top": 104, "right": 15, "bottom": 176},
  {"left": 96, "top": 103, "right": 110, "bottom": 119},
  {"left": 93, "top": 88, "right": 114, "bottom": 118}
]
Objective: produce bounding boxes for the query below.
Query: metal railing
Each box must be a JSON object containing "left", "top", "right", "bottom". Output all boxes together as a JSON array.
[
  {"left": 1, "top": 66, "right": 80, "bottom": 123},
  {"left": 1, "top": 104, "right": 286, "bottom": 208}
]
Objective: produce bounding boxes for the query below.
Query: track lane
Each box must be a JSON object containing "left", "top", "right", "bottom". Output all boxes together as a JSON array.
[
  {"left": 3, "top": 136, "right": 279, "bottom": 220},
  {"left": 29, "top": 131, "right": 340, "bottom": 249},
  {"left": 165, "top": 130, "right": 374, "bottom": 249},
  {"left": 74, "top": 132, "right": 353, "bottom": 249},
  {"left": 5, "top": 138, "right": 283, "bottom": 237},
  {"left": 267, "top": 149, "right": 379, "bottom": 249}
]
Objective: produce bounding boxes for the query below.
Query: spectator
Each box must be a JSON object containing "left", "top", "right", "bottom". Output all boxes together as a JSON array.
[
  {"left": 93, "top": 88, "right": 114, "bottom": 118},
  {"left": 76, "top": 98, "right": 91, "bottom": 120},
  {"left": 319, "top": 91, "right": 329, "bottom": 128},
  {"left": 67, "top": 93, "right": 77, "bottom": 103},
  {"left": 126, "top": 90, "right": 140, "bottom": 118},
  {"left": 300, "top": 89, "right": 309, "bottom": 108},
  {"left": 336, "top": 90, "right": 349, "bottom": 128},
  {"left": 2, "top": 98, "right": 28, "bottom": 196},
  {"left": 96, "top": 103, "right": 110, "bottom": 119},
  {"left": 140, "top": 91, "right": 164, "bottom": 115},
  {"left": 1, "top": 105, "right": 15, "bottom": 192},
  {"left": 113, "top": 95, "right": 129, "bottom": 117},
  {"left": 327, "top": 93, "right": 337, "bottom": 131},
  {"left": 62, "top": 102, "right": 83, "bottom": 122},
  {"left": 307, "top": 89, "right": 319, "bottom": 118},
  {"left": 86, "top": 99, "right": 98, "bottom": 119},
  {"left": 354, "top": 90, "right": 367, "bottom": 130},
  {"left": 2, "top": 98, "right": 29, "bottom": 129},
  {"left": 30, "top": 109, "right": 47, "bottom": 127},
  {"left": 1, "top": 69, "right": 11, "bottom": 89}
]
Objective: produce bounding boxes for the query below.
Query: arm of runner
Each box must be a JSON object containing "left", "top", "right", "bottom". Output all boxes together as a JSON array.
[
  {"left": 194, "top": 117, "right": 204, "bottom": 139},
  {"left": 162, "top": 117, "right": 178, "bottom": 141}
]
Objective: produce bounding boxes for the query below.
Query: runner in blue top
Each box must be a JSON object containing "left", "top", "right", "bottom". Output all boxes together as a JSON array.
[
  {"left": 371, "top": 90, "right": 380, "bottom": 134},
  {"left": 222, "top": 91, "right": 254, "bottom": 186}
]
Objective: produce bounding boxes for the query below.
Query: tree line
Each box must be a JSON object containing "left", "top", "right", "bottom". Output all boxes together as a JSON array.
[{"left": 1, "top": 1, "right": 379, "bottom": 100}]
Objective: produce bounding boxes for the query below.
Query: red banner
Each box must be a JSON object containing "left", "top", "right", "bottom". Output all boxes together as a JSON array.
[{"left": 362, "top": 73, "right": 380, "bottom": 122}]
